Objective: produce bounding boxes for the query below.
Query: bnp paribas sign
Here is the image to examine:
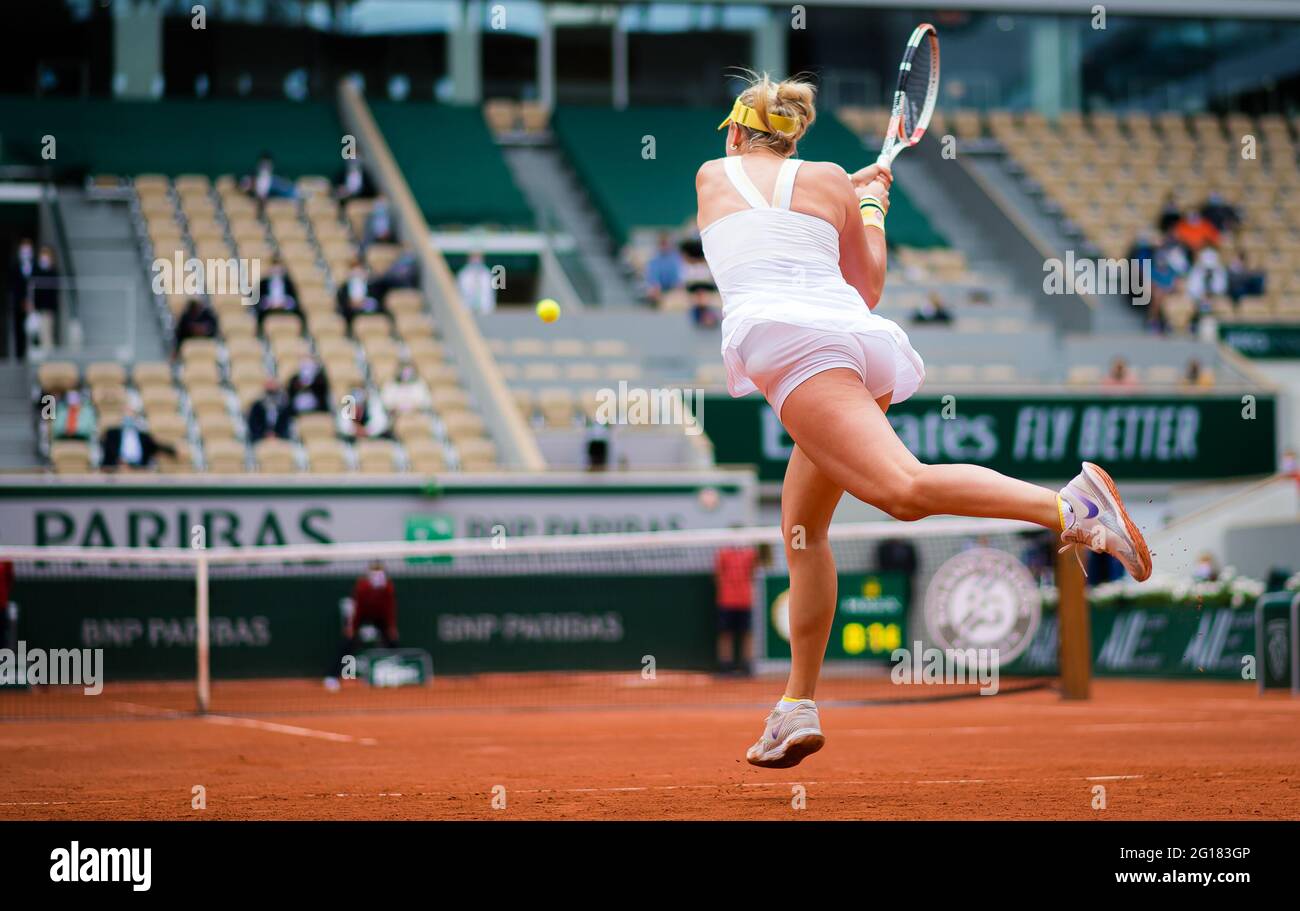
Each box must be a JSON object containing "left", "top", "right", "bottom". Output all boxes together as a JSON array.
[
  {"left": 704, "top": 394, "right": 1277, "bottom": 483},
  {"left": 0, "top": 473, "right": 755, "bottom": 549}
]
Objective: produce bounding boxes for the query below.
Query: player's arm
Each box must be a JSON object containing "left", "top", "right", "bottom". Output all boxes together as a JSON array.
[
  {"left": 694, "top": 160, "right": 718, "bottom": 232},
  {"left": 838, "top": 164, "right": 892, "bottom": 310}
]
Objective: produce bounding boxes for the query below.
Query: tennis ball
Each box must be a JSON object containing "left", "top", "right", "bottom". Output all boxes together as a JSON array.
[{"left": 536, "top": 298, "right": 561, "bottom": 323}]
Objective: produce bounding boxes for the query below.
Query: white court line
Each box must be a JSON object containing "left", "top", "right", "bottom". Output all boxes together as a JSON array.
[
  {"left": 509, "top": 774, "right": 1147, "bottom": 796},
  {"left": 110, "top": 701, "right": 187, "bottom": 718},
  {"left": 203, "top": 714, "right": 377, "bottom": 746},
  {"left": 840, "top": 717, "right": 1276, "bottom": 736}
]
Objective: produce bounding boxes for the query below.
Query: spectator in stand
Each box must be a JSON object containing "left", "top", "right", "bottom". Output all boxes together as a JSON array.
[
  {"left": 380, "top": 363, "right": 431, "bottom": 416},
  {"left": 1157, "top": 227, "right": 1190, "bottom": 276},
  {"left": 1280, "top": 448, "right": 1298, "bottom": 477},
  {"left": 371, "top": 250, "right": 419, "bottom": 299},
  {"left": 455, "top": 251, "right": 496, "bottom": 315},
  {"left": 325, "top": 560, "right": 400, "bottom": 689},
  {"left": 336, "top": 387, "right": 390, "bottom": 441},
  {"left": 362, "top": 194, "right": 395, "bottom": 248},
  {"left": 1157, "top": 192, "right": 1183, "bottom": 234},
  {"left": 6, "top": 238, "right": 36, "bottom": 360},
  {"left": 255, "top": 257, "right": 301, "bottom": 328},
  {"left": 912, "top": 291, "right": 954, "bottom": 324},
  {"left": 241, "top": 152, "right": 295, "bottom": 203},
  {"left": 100, "top": 405, "right": 176, "bottom": 470},
  {"left": 336, "top": 259, "right": 383, "bottom": 327},
  {"left": 247, "top": 377, "right": 294, "bottom": 443},
  {"left": 29, "top": 246, "right": 61, "bottom": 354},
  {"left": 680, "top": 236, "right": 718, "bottom": 327},
  {"left": 643, "top": 233, "right": 685, "bottom": 305},
  {"left": 334, "top": 158, "right": 375, "bottom": 201},
  {"left": 1226, "top": 250, "right": 1267, "bottom": 303},
  {"left": 1147, "top": 250, "right": 1182, "bottom": 334},
  {"left": 288, "top": 357, "right": 329, "bottom": 414},
  {"left": 1200, "top": 192, "right": 1240, "bottom": 233},
  {"left": 53, "top": 389, "right": 97, "bottom": 441},
  {"left": 1173, "top": 210, "right": 1221, "bottom": 254},
  {"left": 585, "top": 414, "right": 611, "bottom": 471},
  {"left": 1128, "top": 229, "right": 1157, "bottom": 269},
  {"left": 1102, "top": 356, "right": 1139, "bottom": 391},
  {"left": 1127, "top": 230, "right": 1160, "bottom": 313},
  {"left": 173, "top": 297, "right": 218, "bottom": 355},
  {"left": 1186, "top": 246, "right": 1228, "bottom": 310},
  {"left": 1182, "top": 358, "right": 1215, "bottom": 390},
  {"left": 1192, "top": 552, "right": 1220, "bottom": 582}
]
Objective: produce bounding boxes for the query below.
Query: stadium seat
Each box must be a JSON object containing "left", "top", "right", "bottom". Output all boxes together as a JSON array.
[
  {"left": 394, "top": 412, "right": 434, "bottom": 444},
  {"left": 132, "top": 361, "right": 173, "bottom": 389},
  {"left": 254, "top": 438, "right": 298, "bottom": 473},
  {"left": 204, "top": 439, "right": 247, "bottom": 474},
  {"left": 51, "top": 441, "right": 92, "bottom": 474},
  {"left": 86, "top": 362, "right": 127, "bottom": 390},
  {"left": 404, "top": 438, "right": 445, "bottom": 474},
  {"left": 484, "top": 98, "right": 521, "bottom": 134},
  {"left": 294, "top": 411, "right": 336, "bottom": 444},
  {"left": 306, "top": 439, "right": 349, "bottom": 474},
  {"left": 441, "top": 410, "right": 486, "bottom": 443},
  {"left": 456, "top": 437, "right": 498, "bottom": 471},
  {"left": 538, "top": 388, "right": 576, "bottom": 427},
  {"left": 357, "top": 439, "right": 399, "bottom": 474},
  {"left": 38, "top": 362, "right": 79, "bottom": 395}
]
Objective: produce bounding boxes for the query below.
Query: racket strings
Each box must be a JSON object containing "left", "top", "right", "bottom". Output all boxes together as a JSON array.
[{"left": 901, "top": 38, "right": 934, "bottom": 135}]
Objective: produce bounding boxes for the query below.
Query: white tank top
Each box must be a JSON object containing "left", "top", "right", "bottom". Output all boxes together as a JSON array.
[
  {"left": 701, "top": 155, "right": 924, "bottom": 399},
  {"left": 700, "top": 156, "right": 897, "bottom": 347}
]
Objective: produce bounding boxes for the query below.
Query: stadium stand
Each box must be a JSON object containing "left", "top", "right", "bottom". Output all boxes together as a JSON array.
[
  {"left": 975, "top": 108, "right": 1300, "bottom": 333},
  {"left": 551, "top": 105, "right": 945, "bottom": 249},
  {"left": 16, "top": 98, "right": 502, "bottom": 473},
  {"left": 0, "top": 97, "right": 342, "bottom": 178},
  {"left": 368, "top": 101, "right": 533, "bottom": 228}
]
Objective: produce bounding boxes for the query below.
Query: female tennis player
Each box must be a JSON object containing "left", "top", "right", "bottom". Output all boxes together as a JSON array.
[{"left": 697, "top": 74, "right": 1152, "bottom": 769}]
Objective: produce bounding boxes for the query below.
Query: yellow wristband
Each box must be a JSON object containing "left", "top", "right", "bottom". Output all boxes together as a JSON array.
[{"left": 861, "top": 206, "right": 885, "bottom": 232}]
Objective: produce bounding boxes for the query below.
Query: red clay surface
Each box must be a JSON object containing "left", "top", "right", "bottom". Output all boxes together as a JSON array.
[{"left": 2, "top": 677, "right": 1298, "bottom": 820}]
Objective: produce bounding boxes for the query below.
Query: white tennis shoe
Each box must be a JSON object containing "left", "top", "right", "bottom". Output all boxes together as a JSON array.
[
  {"left": 1057, "top": 461, "right": 1152, "bottom": 582},
  {"left": 746, "top": 700, "right": 825, "bottom": 769}
]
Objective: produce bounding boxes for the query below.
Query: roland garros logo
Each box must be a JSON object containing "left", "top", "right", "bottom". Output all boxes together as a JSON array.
[{"left": 923, "top": 548, "right": 1042, "bottom": 665}]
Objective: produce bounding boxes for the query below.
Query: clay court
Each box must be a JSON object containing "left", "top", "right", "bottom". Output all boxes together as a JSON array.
[{"left": 2, "top": 676, "right": 1297, "bottom": 820}]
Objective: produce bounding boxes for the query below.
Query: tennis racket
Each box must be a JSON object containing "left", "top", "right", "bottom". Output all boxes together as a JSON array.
[{"left": 877, "top": 23, "right": 940, "bottom": 167}]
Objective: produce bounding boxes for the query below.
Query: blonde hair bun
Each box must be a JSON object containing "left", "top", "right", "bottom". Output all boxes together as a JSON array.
[{"left": 735, "top": 71, "right": 817, "bottom": 154}]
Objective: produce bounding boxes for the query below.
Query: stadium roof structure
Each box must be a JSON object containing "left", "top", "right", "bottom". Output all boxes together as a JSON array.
[{"left": 713, "top": 0, "right": 1300, "bottom": 18}]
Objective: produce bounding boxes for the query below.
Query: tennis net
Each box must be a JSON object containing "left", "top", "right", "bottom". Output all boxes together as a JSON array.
[{"left": 0, "top": 517, "right": 1061, "bottom": 719}]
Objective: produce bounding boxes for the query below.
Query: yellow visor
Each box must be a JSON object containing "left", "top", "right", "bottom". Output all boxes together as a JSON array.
[{"left": 716, "top": 97, "right": 798, "bottom": 135}]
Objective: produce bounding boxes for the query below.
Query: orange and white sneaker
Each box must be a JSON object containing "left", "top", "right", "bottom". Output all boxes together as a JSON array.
[
  {"left": 1057, "top": 461, "right": 1153, "bottom": 582},
  {"left": 746, "top": 699, "right": 825, "bottom": 769}
]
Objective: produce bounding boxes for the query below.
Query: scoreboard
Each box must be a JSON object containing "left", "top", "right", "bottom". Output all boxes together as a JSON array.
[{"left": 763, "top": 571, "right": 908, "bottom": 662}]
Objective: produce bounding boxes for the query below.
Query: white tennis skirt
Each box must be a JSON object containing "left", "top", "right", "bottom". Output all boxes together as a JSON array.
[{"left": 724, "top": 319, "right": 926, "bottom": 419}]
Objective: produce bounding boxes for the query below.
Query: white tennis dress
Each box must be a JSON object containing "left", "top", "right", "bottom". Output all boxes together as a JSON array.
[{"left": 701, "top": 156, "right": 925, "bottom": 418}]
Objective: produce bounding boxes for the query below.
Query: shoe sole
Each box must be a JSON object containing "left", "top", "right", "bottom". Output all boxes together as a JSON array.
[
  {"left": 746, "top": 730, "right": 826, "bottom": 769},
  {"left": 1082, "top": 461, "right": 1152, "bottom": 582}
]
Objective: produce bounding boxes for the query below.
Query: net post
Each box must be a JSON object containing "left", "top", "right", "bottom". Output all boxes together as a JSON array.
[
  {"left": 196, "top": 553, "right": 210, "bottom": 714},
  {"left": 1055, "top": 545, "right": 1090, "bottom": 700}
]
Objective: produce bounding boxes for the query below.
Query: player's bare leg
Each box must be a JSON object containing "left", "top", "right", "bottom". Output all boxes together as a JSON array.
[
  {"left": 782, "top": 369, "right": 1060, "bottom": 528},
  {"left": 746, "top": 439, "right": 841, "bottom": 768},
  {"left": 780, "top": 369, "right": 1151, "bottom": 579},
  {"left": 781, "top": 442, "right": 845, "bottom": 700}
]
